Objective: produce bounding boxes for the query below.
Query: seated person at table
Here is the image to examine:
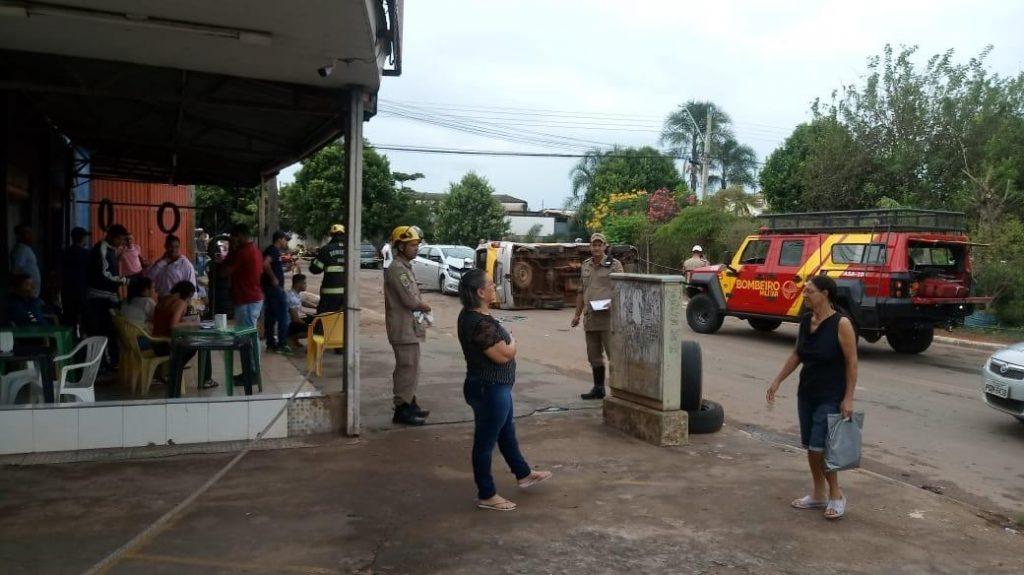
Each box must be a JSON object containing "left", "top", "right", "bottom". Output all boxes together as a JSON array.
[
  {"left": 152, "top": 280, "right": 215, "bottom": 389},
  {"left": 122, "top": 276, "right": 156, "bottom": 328},
  {"left": 286, "top": 274, "right": 317, "bottom": 349},
  {"left": 8, "top": 274, "right": 52, "bottom": 326}
]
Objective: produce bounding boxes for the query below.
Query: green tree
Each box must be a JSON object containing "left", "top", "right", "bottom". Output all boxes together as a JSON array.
[
  {"left": 195, "top": 185, "right": 259, "bottom": 234},
  {"left": 661, "top": 101, "right": 733, "bottom": 192},
  {"left": 576, "top": 146, "right": 682, "bottom": 229},
  {"left": 759, "top": 122, "right": 816, "bottom": 212},
  {"left": 651, "top": 206, "right": 737, "bottom": 268},
  {"left": 435, "top": 172, "right": 510, "bottom": 246},
  {"left": 280, "top": 140, "right": 423, "bottom": 246},
  {"left": 705, "top": 185, "right": 761, "bottom": 217},
  {"left": 714, "top": 136, "right": 759, "bottom": 190},
  {"left": 568, "top": 148, "right": 607, "bottom": 209}
]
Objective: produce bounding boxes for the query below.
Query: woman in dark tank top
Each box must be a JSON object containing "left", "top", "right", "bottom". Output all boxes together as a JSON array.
[
  {"left": 767, "top": 275, "right": 859, "bottom": 520},
  {"left": 457, "top": 268, "right": 552, "bottom": 512}
]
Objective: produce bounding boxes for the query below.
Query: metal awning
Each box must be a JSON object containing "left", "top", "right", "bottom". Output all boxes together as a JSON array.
[{"left": 0, "top": 0, "right": 401, "bottom": 186}]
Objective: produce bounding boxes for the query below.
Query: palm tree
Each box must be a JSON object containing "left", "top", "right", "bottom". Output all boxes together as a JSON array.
[
  {"left": 568, "top": 148, "right": 607, "bottom": 208},
  {"left": 660, "top": 101, "right": 733, "bottom": 194},
  {"left": 707, "top": 185, "right": 761, "bottom": 216},
  {"left": 715, "top": 137, "right": 759, "bottom": 190}
]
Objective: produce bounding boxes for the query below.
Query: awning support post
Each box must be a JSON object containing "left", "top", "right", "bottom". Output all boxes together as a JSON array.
[{"left": 343, "top": 89, "right": 364, "bottom": 436}]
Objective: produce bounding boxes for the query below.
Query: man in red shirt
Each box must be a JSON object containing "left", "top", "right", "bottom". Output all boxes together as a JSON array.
[{"left": 225, "top": 224, "right": 265, "bottom": 328}]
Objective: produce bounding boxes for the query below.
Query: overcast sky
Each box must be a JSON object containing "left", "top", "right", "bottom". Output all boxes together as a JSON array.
[{"left": 280, "top": 0, "right": 1024, "bottom": 211}]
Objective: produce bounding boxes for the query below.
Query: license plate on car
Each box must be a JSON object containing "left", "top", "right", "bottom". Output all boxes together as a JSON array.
[{"left": 985, "top": 380, "right": 1010, "bottom": 399}]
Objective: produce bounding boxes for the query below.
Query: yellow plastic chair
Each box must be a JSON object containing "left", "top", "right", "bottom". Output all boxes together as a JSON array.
[
  {"left": 111, "top": 314, "right": 141, "bottom": 394},
  {"left": 306, "top": 312, "right": 344, "bottom": 377},
  {"left": 121, "top": 320, "right": 172, "bottom": 397}
]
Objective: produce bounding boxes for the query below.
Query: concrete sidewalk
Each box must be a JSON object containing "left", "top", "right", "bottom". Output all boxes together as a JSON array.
[
  {"left": 2, "top": 410, "right": 1021, "bottom": 574},
  {"left": 2, "top": 272, "right": 1021, "bottom": 573}
]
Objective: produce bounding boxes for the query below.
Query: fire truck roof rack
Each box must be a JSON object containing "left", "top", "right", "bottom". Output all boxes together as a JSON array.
[{"left": 756, "top": 209, "right": 966, "bottom": 233}]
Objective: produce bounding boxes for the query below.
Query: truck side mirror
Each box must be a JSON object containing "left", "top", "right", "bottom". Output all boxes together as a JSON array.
[{"left": 722, "top": 250, "right": 738, "bottom": 274}]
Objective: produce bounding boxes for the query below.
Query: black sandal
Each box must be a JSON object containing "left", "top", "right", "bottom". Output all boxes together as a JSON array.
[{"left": 200, "top": 379, "right": 220, "bottom": 389}]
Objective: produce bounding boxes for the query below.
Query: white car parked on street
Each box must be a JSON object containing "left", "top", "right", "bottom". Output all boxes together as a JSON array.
[
  {"left": 412, "top": 244, "right": 475, "bottom": 295},
  {"left": 982, "top": 342, "right": 1024, "bottom": 424}
]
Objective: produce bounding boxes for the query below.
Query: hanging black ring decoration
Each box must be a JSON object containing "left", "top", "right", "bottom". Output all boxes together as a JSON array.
[
  {"left": 157, "top": 201, "right": 181, "bottom": 234},
  {"left": 97, "top": 198, "right": 115, "bottom": 232}
]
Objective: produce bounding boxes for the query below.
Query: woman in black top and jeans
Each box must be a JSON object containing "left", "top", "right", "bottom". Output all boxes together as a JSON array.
[
  {"left": 458, "top": 269, "right": 552, "bottom": 511},
  {"left": 767, "top": 275, "right": 858, "bottom": 520}
]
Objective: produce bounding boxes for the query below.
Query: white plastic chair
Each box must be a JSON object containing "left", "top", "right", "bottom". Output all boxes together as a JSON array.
[
  {"left": 0, "top": 365, "right": 42, "bottom": 404},
  {"left": 53, "top": 336, "right": 108, "bottom": 403}
]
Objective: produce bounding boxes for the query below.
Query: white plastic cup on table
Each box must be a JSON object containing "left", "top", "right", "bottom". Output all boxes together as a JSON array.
[
  {"left": 214, "top": 314, "right": 228, "bottom": 330},
  {"left": 0, "top": 331, "right": 13, "bottom": 354}
]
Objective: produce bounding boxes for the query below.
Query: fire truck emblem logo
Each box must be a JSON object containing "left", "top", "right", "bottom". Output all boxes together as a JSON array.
[{"left": 781, "top": 280, "right": 800, "bottom": 300}]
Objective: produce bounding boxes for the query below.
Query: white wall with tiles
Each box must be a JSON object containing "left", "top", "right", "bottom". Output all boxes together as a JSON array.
[{"left": 0, "top": 395, "right": 290, "bottom": 455}]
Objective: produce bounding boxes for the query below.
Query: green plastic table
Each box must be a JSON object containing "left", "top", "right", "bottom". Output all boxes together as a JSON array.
[
  {"left": 2, "top": 325, "right": 74, "bottom": 378},
  {"left": 9, "top": 325, "right": 74, "bottom": 357},
  {"left": 168, "top": 324, "right": 263, "bottom": 397}
]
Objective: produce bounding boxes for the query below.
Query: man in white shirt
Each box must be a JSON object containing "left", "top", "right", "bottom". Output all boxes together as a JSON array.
[
  {"left": 381, "top": 241, "right": 393, "bottom": 270},
  {"left": 286, "top": 274, "right": 318, "bottom": 349}
]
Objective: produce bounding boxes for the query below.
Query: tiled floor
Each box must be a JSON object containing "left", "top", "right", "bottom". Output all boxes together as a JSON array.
[{"left": 93, "top": 345, "right": 314, "bottom": 402}]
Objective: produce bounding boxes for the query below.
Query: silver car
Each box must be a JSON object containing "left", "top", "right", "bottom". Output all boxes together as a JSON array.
[
  {"left": 412, "top": 244, "right": 475, "bottom": 295},
  {"left": 982, "top": 342, "right": 1024, "bottom": 424}
]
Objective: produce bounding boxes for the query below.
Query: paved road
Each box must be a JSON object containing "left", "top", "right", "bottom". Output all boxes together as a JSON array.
[{"left": 337, "top": 268, "right": 1022, "bottom": 517}]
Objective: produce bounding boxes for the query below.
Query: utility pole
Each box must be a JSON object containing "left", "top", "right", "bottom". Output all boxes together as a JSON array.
[{"left": 700, "top": 108, "right": 713, "bottom": 202}]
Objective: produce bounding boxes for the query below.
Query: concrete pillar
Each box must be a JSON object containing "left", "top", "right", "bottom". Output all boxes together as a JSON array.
[
  {"left": 343, "top": 89, "right": 365, "bottom": 436},
  {"left": 603, "top": 273, "right": 689, "bottom": 446},
  {"left": 259, "top": 176, "right": 279, "bottom": 246},
  {"left": 0, "top": 91, "right": 9, "bottom": 325}
]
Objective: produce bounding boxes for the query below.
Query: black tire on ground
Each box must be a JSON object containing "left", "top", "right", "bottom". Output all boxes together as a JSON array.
[
  {"left": 748, "top": 318, "right": 782, "bottom": 332},
  {"left": 680, "top": 341, "right": 703, "bottom": 411},
  {"left": 687, "top": 399, "right": 725, "bottom": 434},
  {"left": 686, "top": 294, "right": 724, "bottom": 334},
  {"left": 886, "top": 327, "right": 934, "bottom": 354}
]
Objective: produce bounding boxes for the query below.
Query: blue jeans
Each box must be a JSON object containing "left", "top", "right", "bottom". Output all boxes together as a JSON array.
[
  {"left": 234, "top": 301, "right": 263, "bottom": 329},
  {"left": 463, "top": 377, "right": 531, "bottom": 500},
  {"left": 262, "top": 287, "right": 289, "bottom": 348}
]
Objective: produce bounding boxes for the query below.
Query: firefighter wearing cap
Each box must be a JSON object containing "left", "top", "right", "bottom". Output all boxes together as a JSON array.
[
  {"left": 384, "top": 225, "right": 432, "bottom": 425},
  {"left": 571, "top": 232, "right": 624, "bottom": 399},
  {"left": 309, "top": 223, "right": 347, "bottom": 314},
  {"left": 683, "top": 245, "right": 709, "bottom": 279}
]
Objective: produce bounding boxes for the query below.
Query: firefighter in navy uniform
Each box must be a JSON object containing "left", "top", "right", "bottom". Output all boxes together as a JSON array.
[{"left": 309, "top": 223, "right": 347, "bottom": 313}]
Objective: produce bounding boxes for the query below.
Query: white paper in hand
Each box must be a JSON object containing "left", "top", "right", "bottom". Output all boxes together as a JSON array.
[{"left": 589, "top": 299, "right": 612, "bottom": 311}]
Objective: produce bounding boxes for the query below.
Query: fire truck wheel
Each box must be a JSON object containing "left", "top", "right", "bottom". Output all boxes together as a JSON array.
[
  {"left": 680, "top": 341, "right": 703, "bottom": 411},
  {"left": 687, "top": 399, "right": 724, "bottom": 434},
  {"left": 748, "top": 318, "right": 782, "bottom": 332},
  {"left": 886, "top": 327, "right": 934, "bottom": 354},
  {"left": 511, "top": 262, "right": 533, "bottom": 289},
  {"left": 686, "top": 294, "right": 724, "bottom": 334}
]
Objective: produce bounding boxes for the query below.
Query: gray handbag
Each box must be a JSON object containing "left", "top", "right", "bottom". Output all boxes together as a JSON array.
[{"left": 824, "top": 411, "right": 865, "bottom": 472}]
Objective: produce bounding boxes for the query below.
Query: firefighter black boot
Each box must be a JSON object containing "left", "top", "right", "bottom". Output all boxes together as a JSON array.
[
  {"left": 581, "top": 366, "right": 606, "bottom": 400},
  {"left": 411, "top": 396, "right": 431, "bottom": 418},
  {"left": 393, "top": 403, "right": 426, "bottom": 426}
]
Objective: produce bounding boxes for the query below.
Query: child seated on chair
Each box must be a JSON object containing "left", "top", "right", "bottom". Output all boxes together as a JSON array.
[
  {"left": 286, "top": 274, "right": 316, "bottom": 350},
  {"left": 122, "top": 276, "right": 156, "bottom": 328}
]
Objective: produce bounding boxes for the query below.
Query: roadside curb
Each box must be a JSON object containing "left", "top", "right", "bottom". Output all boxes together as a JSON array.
[{"left": 933, "top": 335, "right": 1005, "bottom": 352}]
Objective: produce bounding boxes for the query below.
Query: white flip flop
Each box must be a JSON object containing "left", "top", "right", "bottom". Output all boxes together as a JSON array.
[
  {"left": 791, "top": 495, "right": 828, "bottom": 509},
  {"left": 825, "top": 497, "right": 847, "bottom": 520},
  {"left": 517, "top": 470, "right": 552, "bottom": 489}
]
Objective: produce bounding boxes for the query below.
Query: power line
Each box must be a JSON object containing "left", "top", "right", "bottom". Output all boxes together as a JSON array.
[
  {"left": 370, "top": 143, "right": 766, "bottom": 165},
  {"left": 380, "top": 98, "right": 794, "bottom": 134}
]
